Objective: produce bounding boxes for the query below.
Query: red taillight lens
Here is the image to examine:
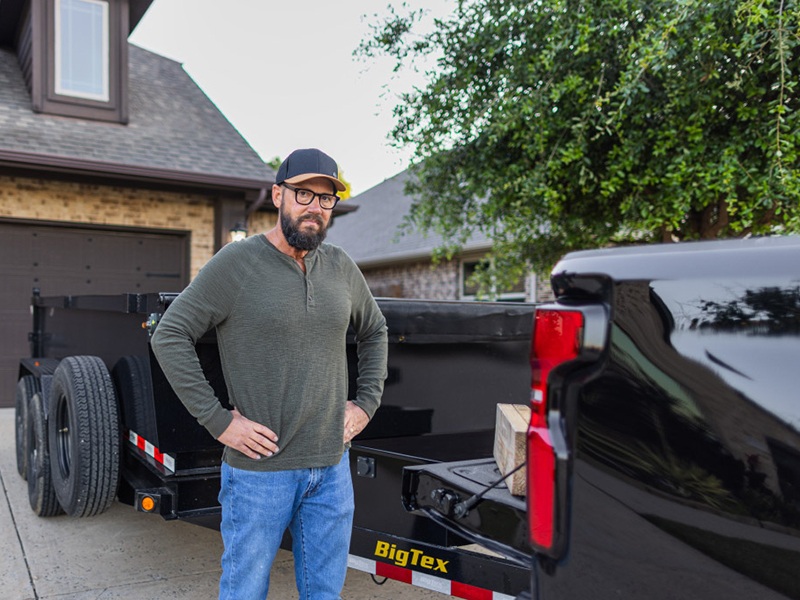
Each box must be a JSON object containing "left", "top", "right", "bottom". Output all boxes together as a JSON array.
[{"left": 528, "top": 309, "right": 583, "bottom": 550}]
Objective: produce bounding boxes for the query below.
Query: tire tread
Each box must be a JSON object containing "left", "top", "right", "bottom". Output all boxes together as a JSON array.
[{"left": 49, "top": 356, "right": 120, "bottom": 517}]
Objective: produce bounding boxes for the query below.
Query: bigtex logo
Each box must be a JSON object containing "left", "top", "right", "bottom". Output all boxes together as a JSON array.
[{"left": 374, "top": 541, "right": 449, "bottom": 573}]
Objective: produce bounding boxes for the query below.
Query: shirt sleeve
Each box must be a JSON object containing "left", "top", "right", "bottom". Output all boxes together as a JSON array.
[
  {"left": 150, "top": 244, "right": 243, "bottom": 439},
  {"left": 347, "top": 259, "right": 388, "bottom": 420}
]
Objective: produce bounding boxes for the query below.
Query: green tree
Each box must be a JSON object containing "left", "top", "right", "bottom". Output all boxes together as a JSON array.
[{"left": 359, "top": 0, "right": 800, "bottom": 292}]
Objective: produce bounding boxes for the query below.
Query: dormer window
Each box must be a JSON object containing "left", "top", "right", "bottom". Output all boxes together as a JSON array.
[
  {"left": 55, "top": 0, "right": 110, "bottom": 102},
  {"left": 18, "top": 0, "right": 129, "bottom": 123}
]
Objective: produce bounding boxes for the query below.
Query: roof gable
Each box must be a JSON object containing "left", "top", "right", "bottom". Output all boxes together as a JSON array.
[{"left": 326, "top": 170, "right": 490, "bottom": 267}]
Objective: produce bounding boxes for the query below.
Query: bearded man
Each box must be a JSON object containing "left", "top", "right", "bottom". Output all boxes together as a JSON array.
[{"left": 151, "top": 148, "right": 388, "bottom": 600}]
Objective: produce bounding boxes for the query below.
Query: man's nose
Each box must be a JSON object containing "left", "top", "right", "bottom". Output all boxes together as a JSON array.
[{"left": 305, "top": 197, "right": 324, "bottom": 213}]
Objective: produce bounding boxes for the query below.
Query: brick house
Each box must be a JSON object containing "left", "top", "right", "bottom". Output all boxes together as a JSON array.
[
  {"left": 327, "top": 170, "right": 553, "bottom": 303},
  {"left": 0, "top": 0, "right": 356, "bottom": 406}
]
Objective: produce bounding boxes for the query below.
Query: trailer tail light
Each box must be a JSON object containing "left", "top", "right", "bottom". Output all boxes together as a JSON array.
[
  {"left": 528, "top": 309, "right": 583, "bottom": 550},
  {"left": 140, "top": 494, "right": 157, "bottom": 513}
]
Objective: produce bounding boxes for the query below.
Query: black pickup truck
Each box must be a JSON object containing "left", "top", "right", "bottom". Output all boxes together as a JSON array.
[{"left": 403, "top": 235, "right": 800, "bottom": 599}]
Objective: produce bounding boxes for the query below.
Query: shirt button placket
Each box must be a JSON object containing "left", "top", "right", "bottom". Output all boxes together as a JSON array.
[{"left": 306, "top": 278, "right": 315, "bottom": 308}]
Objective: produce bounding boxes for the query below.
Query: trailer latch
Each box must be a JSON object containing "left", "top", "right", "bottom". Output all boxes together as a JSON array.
[{"left": 430, "top": 488, "right": 460, "bottom": 517}]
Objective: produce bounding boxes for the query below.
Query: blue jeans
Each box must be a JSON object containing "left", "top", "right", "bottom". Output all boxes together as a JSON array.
[{"left": 218, "top": 451, "right": 354, "bottom": 600}]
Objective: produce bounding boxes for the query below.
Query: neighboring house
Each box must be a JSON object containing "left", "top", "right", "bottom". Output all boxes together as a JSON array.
[
  {"left": 327, "top": 170, "right": 553, "bottom": 303},
  {"left": 0, "top": 0, "right": 354, "bottom": 406}
]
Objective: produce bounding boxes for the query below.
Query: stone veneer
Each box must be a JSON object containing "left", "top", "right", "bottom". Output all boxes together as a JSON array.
[{"left": 246, "top": 210, "right": 278, "bottom": 239}]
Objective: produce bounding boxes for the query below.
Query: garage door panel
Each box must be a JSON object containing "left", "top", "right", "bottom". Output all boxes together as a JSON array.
[
  {"left": 0, "top": 294, "right": 35, "bottom": 393},
  {"left": 3, "top": 227, "right": 37, "bottom": 264},
  {"left": 0, "top": 316, "right": 31, "bottom": 359},
  {"left": 30, "top": 229, "right": 92, "bottom": 269},
  {"left": 1, "top": 272, "right": 38, "bottom": 312},
  {"left": 0, "top": 222, "right": 189, "bottom": 408}
]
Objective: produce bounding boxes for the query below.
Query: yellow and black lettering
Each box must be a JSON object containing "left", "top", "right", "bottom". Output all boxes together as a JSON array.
[{"left": 374, "top": 541, "right": 449, "bottom": 573}]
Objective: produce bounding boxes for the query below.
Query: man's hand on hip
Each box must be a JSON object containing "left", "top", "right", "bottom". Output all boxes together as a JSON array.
[
  {"left": 218, "top": 409, "right": 279, "bottom": 459},
  {"left": 344, "top": 401, "right": 369, "bottom": 444}
]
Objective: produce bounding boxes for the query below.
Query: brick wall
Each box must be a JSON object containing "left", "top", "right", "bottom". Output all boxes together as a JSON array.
[
  {"left": 363, "top": 258, "right": 553, "bottom": 303},
  {"left": 0, "top": 174, "right": 220, "bottom": 277},
  {"left": 362, "top": 260, "right": 459, "bottom": 300},
  {"left": 247, "top": 211, "right": 278, "bottom": 238},
  {"left": 534, "top": 273, "right": 555, "bottom": 302}
]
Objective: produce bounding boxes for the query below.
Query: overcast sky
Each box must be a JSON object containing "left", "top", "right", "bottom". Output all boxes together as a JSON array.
[{"left": 129, "top": 0, "right": 450, "bottom": 195}]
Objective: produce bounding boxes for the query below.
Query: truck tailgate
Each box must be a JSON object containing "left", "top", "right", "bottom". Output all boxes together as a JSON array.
[{"left": 402, "top": 457, "right": 530, "bottom": 564}]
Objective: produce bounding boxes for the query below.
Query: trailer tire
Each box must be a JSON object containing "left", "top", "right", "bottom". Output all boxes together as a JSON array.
[
  {"left": 27, "top": 392, "right": 62, "bottom": 517},
  {"left": 48, "top": 356, "right": 121, "bottom": 517},
  {"left": 113, "top": 355, "right": 156, "bottom": 442},
  {"left": 16, "top": 375, "right": 40, "bottom": 480}
]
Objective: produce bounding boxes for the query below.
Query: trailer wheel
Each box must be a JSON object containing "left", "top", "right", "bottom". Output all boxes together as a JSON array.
[
  {"left": 48, "top": 356, "right": 121, "bottom": 517},
  {"left": 27, "top": 392, "right": 62, "bottom": 517},
  {"left": 16, "top": 375, "right": 41, "bottom": 480}
]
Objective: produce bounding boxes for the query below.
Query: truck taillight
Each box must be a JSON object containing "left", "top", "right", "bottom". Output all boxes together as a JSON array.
[{"left": 528, "top": 309, "right": 583, "bottom": 550}]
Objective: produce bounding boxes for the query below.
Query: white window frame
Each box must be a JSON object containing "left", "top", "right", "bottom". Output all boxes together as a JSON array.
[
  {"left": 54, "top": 0, "right": 110, "bottom": 102},
  {"left": 460, "top": 258, "right": 531, "bottom": 302}
]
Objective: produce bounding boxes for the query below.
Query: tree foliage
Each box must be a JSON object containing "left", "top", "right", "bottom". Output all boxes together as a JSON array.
[{"left": 359, "top": 0, "right": 800, "bottom": 291}]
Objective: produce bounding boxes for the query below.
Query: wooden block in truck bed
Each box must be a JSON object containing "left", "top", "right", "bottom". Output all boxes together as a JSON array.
[{"left": 493, "top": 404, "right": 530, "bottom": 496}]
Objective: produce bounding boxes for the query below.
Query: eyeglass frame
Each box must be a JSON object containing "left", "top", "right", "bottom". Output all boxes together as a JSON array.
[{"left": 281, "top": 183, "right": 340, "bottom": 210}]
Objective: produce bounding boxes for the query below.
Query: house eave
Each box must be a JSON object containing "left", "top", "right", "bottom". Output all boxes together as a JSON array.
[
  {"left": 0, "top": 148, "right": 270, "bottom": 193},
  {"left": 0, "top": 148, "right": 360, "bottom": 217},
  {"left": 352, "top": 241, "right": 493, "bottom": 270}
]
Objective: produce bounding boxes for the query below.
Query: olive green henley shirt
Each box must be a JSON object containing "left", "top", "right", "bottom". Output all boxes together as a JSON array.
[{"left": 150, "top": 234, "right": 388, "bottom": 471}]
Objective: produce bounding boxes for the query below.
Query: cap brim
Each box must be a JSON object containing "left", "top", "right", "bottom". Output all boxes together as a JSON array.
[{"left": 284, "top": 173, "right": 346, "bottom": 192}]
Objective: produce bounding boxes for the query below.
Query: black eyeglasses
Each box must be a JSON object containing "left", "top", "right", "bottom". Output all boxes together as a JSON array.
[{"left": 282, "top": 183, "right": 340, "bottom": 210}]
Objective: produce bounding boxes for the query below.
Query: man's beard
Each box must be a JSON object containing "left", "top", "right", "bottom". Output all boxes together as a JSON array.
[{"left": 280, "top": 209, "right": 328, "bottom": 251}]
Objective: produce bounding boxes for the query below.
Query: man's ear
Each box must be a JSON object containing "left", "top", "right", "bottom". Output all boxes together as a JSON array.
[{"left": 271, "top": 184, "right": 283, "bottom": 209}]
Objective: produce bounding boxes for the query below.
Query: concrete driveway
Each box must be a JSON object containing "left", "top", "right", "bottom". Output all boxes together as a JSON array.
[{"left": 0, "top": 408, "right": 452, "bottom": 599}]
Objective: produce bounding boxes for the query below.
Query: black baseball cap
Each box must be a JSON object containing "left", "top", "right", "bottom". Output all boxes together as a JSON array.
[{"left": 275, "top": 148, "right": 345, "bottom": 192}]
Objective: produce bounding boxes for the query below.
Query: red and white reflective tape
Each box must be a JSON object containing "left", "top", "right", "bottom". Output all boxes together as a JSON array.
[
  {"left": 128, "top": 430, "right": 175, "bottom": 472},
  {"left": 347, "top": 555, "right": 515, "bottom": 600}
]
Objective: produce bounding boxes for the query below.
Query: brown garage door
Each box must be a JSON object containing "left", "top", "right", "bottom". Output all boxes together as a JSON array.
[{"left": 0, "top": 220, "right": 189, "bottom": 407}]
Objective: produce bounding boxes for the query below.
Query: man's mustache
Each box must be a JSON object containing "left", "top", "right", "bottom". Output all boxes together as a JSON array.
[{"left": 300, "top": 215, "right": 324, "bottom": 227}]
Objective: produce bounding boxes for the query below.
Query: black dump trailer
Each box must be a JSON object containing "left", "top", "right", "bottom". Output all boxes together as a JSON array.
[{"left": 15, "top": 291, "right": 535, "bottom": 599}]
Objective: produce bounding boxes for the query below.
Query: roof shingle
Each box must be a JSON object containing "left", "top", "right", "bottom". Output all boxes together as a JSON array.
[{"left": 0, "top": 44, "right": 273, "bottom": 186}]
